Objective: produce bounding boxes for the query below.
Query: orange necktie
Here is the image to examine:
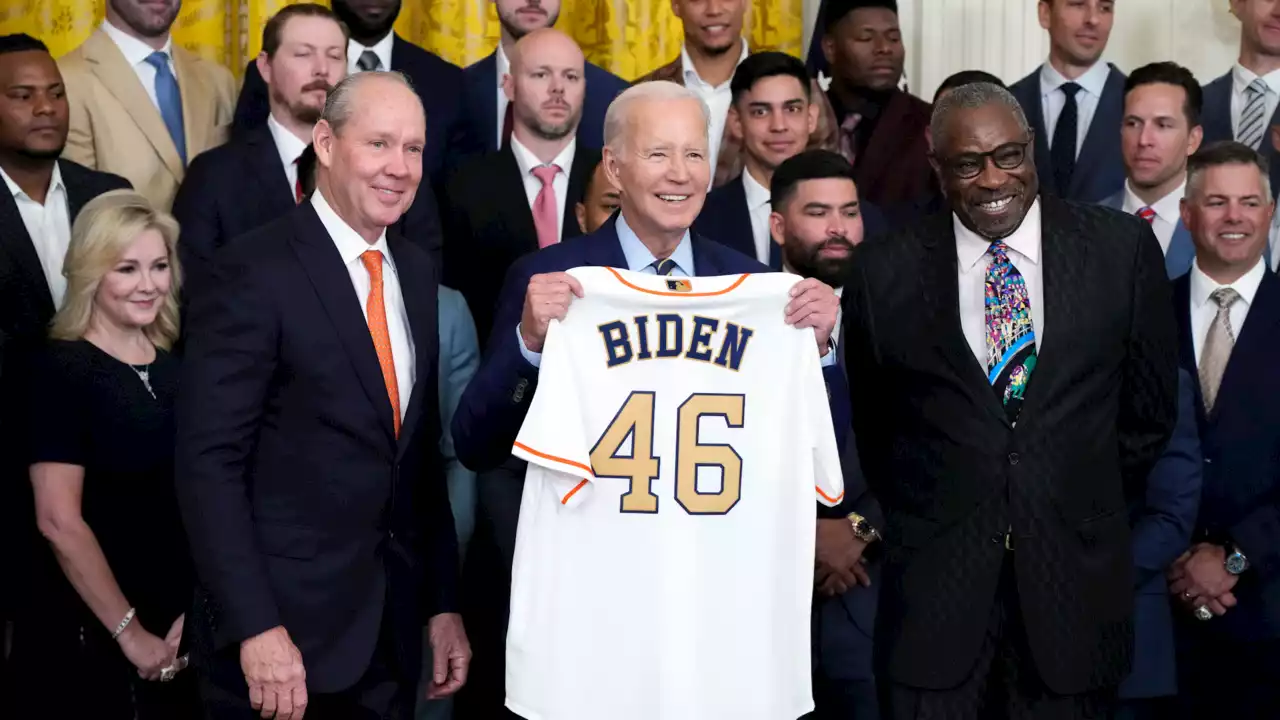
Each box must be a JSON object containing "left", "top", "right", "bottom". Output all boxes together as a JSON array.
[{"left": 360, "top": 250, "right": 400, "bottom": 437}]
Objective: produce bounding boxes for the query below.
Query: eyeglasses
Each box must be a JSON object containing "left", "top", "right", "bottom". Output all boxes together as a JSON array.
[{"left": 937, "top": 141, "right": 1031, "bottom": 179}]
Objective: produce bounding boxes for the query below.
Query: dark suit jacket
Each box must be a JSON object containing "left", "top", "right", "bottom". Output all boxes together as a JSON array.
[
  {"left": 462, "top": 51, "right": 628, "bottom": 153},
  {"left": 231, "top": 35, "right": 476, "bottom": 184},
  {"left": 172, "top": 124, "right": 443, "bottom": 299},
  {"left": 175, "top": 203, "right": 457, "bottom": 692},
  {"left": 1174, "top": 269, "right": 1280, "bottom": 641},
  {"left": 451, "top": 215, "right": 849, "bottom": 473},
  {"left": 1099, "top": 189, "right": 1196, "bottom": 279},
  {"left": 1011, "top": 65, "right": 1127, "bottom": 203},
  {"left": 828, "top": 89, "right": 933, "bottom": 209},
  {"left": 1202, "top": 72, "right": 1280, "bottom": 195},
  {"left": 841, "top": 197, "right": 1179, "bottom": 694},
  {"left": 1121, "top": 367, "right": 1201, "bottom": 699},
  {"left": 441, "top": 143, "right": 599, "bottom": 342}
]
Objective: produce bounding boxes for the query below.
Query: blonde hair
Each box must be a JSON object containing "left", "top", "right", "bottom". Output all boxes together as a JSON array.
[{"left": 51, "top": 190, "right": 182, "bottom": 350}]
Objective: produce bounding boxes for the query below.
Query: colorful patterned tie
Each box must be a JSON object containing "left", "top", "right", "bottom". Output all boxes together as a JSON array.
[
  {"left": 985, "top": 241, "right": 1037, "bottom": 421},
  {"left": 531, "top": 164, "right": 561, "bottom": 248},
  {"left": 1136, "top": 206, "right": 1156, "bottom": 224},
  {"left": 360, "top": 250, "right": 401, "bottom": 438},
  {"left": 653, "top": 258, "right": 677, "bottom": 275}
]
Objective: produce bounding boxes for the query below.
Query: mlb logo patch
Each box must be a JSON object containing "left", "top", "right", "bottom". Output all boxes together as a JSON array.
[{"left": 666, "top": 279, "right": 692, "bottom": 292}]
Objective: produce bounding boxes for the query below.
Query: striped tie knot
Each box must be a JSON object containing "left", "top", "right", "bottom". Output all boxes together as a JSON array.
[
  {"left": 1137, "top": 206, "right": 1156, "bottom": 224},
  {"left": 653, "top": 258, "right": 677, "bottom": 276}
]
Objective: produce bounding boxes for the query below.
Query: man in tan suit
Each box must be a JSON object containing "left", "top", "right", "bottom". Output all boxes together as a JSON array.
[{"left": 58, "top": 0, "right": 236, "bottom": 210}]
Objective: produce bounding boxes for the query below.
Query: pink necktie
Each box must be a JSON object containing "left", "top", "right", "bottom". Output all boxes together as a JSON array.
[
  {"left": 838, "top": 113, "right": 862, "bottom": 166},
  {"left": 532, "top": 164, "right": 561, "bottom": 248}
]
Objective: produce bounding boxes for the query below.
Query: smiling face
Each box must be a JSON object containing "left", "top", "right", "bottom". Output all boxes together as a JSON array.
[
  {"left": 1039, "top": 0, "right": 1114, "bottom": 69},
  {"left": 0, "top": 49, "right": 69, "bottom": 160},
  {"left": 1182, "top": 162, "right": 1273, "bottom": 281},
  {"left": 1235, "top": 0, "right": 1280, "bottom": 57},
  {"left": 729, "top": 74, "right": 818, "bottom": 175},
  {"left": 934, "top": 103, "right": 1039, "bottom": 240},
  {"left": 93, "top": 226, "right": 172, "bottom": 332},
  {"left": 672, "top": 0, "right": 746, "bottom": 56}
]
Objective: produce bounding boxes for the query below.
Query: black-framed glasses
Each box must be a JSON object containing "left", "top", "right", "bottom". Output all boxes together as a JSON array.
[{"left": 936, "top": 141, "right": 1031, "bottom": 179}]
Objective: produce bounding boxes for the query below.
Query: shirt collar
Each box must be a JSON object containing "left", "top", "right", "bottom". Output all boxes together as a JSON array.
[
  {"left": 1190, "top": 255, "right": 1267, "bottom": 310},
  {"left": 616, "top": 212, "right": 695, "bottom": 274},
  {"left": 0, "top": 162, "right": 65, "bottom": 201},
  {"left": 350, "top": 32, "right": 395, "bottom": 73},
  {"left": 102, "top": 19, "right": 172, "bottom": 68},
  {"left": 1233, "top": 63, "right": 1280, "bottom": 97},
  {"left": 1122, "top": 178, "right": 1186, "bottom": 224},
  {"left": 741, "top": 168, "right": 771, "bottom": 210},
  {"left": 266, "top": 114, "right": 310, "bottom": 166},
  {"left": 509, "top": 135, "right": 576, "bottom": 180},
  {"left": 497, "top": 43, "right": 510, "bottom": 86},
  {"left": 954, "top": 198, "right": 1042, "bottom": 272},
  {"left": 310, "top": 188, "right": 393, "bottom": 270},
  {"left": 680, "top": 38, "right": 749, "bottom": 89},
  {"left": 1039, "top": 60, "right": 1110, "bottom": 99}
]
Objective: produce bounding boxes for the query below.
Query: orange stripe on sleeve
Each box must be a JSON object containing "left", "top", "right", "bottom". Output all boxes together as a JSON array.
[
  {"left": 512, "top": 441, "right": 594, "bottom": 475},
  {"left": 816, "top": 486, "right": 845, "bottom": 504},
  {"left": 561, "top": 479, "right": 589, "bottom": 505},
  {"left": 604, "top": 267, "right": 750, "bottom": 297}
]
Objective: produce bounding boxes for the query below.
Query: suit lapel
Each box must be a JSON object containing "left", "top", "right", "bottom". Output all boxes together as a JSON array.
[
  {"left": 1201, "top": 74, "right": 1234, "bottom": 143},
  {"left": 172, "top": 46, "right": 211, "bottom": 158},
  {"left": 245, "top": 126, "right": 296, "bottom": 215},
  {"left": 83, "top": 30, "right": 183, "bottom": 179},
  {"left": 1213, "top": 271, "right": 1280, "bottom": 423},
  {"left": 496, "top": 148, "right": 539, "bottom": 252},
  {"left": 1166, "top": 222, "right": 1195, "bottom": 279},
  {"left": 563, "top": 144, "right": 593, "bottom": 239},
  {"left": 0, "top": 188, "right": 52, "bottom": 310},
  {"left": 1017, "top": 199, "right": 1083, "bottom": 423},
  {"left": 857, "top": 91, "right": 913, "bottom": 192},
  {"left": 389, "top": 234, "right": 432, "bottom": 458},
  {"left": 584, "top": 218, "right": 630, "bottom": 269},
  {"left": 1171, "top": 276, "right": 1208, "bottom": 427},
  {"left": 290, "top": 205, "right": 398, "bottom": 445},
  {"left": 470, "top": 53, "right": 499, "bottom": 152},
  {"left": 1069, "top": 66, "right": 1123, "bottom": 198},
  {"left": 1014, "top": 75, "right": 1055, "bottom": 195}
]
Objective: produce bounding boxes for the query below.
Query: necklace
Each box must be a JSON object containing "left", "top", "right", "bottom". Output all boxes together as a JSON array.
[{"left": 129, "top": 363, "right": 156, "bottom": 399}]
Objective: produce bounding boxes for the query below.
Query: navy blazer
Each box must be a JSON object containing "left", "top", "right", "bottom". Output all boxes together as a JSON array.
[
  {"left": 1010, "top": 64, "right": 1127, "bottom": 203},
  {"left": 1174, "top": 269, "right": 1280, "bottom": 641},
  {"left": 230, "top": 35, "right": 477, "bottom": 183},
  {"left": 693, "top": 174, "right": 891, "bottom": 270},
  {"left": 462, "top": 51, "right": 629, "bottom": 154},
  {"left": 1099, "top": 189, "right": 1196, "bottom": 279},
  {"left": 1120, "top": 367, "right": 1202, "bottom": 699},
  {"left": 175, "top": 203, "right": 456, "bottom": 692},
  {"left": 1203, "top": 72, "right": 1280, "bottom": 194},
  {"left": 450, "top": 215, "right": 849, "bottom": 473}
]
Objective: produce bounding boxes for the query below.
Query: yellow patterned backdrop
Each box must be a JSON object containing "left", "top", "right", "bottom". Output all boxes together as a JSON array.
[{"left": 0, "top": 0, "right": 804, "bottom": 82}]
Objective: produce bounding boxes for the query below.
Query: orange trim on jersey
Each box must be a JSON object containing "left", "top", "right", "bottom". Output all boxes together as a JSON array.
[
  {"left": 561, "top": 479, "right": 589, "bottom": 505},
  {"left": 605, "top": 266, "right": 750, "bottom": 297},
  {"left": 816, "top": 487, "right": 845, "bottom": 504},
  {"left": 512, "top": 441, "right": 594, "bottom": 475}
]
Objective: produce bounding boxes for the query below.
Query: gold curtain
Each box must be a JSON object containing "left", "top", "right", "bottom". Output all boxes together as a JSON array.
[{"left": 0, "top": 0, "right": 802, "bottom": 81}]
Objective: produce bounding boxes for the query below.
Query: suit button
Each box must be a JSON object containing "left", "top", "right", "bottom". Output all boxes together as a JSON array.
[
  {"left": 1008, "top": 452, "right": 1020, "bottom": 465},
  {"left": 990, "top": 533, "right": 1003, "bottom": 544},
  {"left": 389, "top": 530, "right": 396, "bottom": 541}
]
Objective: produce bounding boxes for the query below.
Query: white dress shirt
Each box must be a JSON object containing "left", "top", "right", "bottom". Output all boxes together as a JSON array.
[
  {"left": 955, "top": 200, "right": 1047, "bottom": 368},
  {"left": 497, "top": 43, "right": 512, "bottom": 149},
  {"left": 510, "top": 135, "right": 576, "bottom": 242},
  {"left": 1039, "top": 61, "right": 1111, "bottom": 158},
  {"left": 741, "top": 168, "right": 773, "bottom": 264},
  {"left": 681, "top": 39, "right": 749, "bottom": 173},
  {"left": 1188, "top": 256, "right": 1266, "bottom": 366},
  {"left": 1121, "top": 179, "right": 1185, "bottom": 256},
  {"left": 349, "top": 32, "right": 395, "bottom": 75},
  {"left": 1231, "top": 63, "right": 1280, "bottom": 141},
  {"left": 0, "top": 164, "right": 70, "bottom": 309},
  {"left": 100, "top": 20, "right": 175, "bottom": 113},
  {"left": 311, "top": 189, "right": 415, "bottom": 416},
  {"left": 267, "top": 114, "right": 309, "bottom": 197}
]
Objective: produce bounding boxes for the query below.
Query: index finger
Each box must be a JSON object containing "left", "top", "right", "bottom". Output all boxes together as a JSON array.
[{"left": 565, "top": 274, "right": 584, "bottom": 298}]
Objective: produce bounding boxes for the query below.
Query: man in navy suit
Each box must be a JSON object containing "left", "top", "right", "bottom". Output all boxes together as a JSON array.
[
  {"left": 462, "top": 0, "right": 628, "bottom": 154},
  {"left": 1010, "top": 0, "right": 1126, "bottom": 202},
  {"left": 1100, "top": 62, "right": 1203, "bottom": 279},
  {"left": 231, "top": 0, "right": 475, "bottom": 187},
  {"left": 1166, "top": 141, "right": 1280, "bottom": 718},
  {"left": 176, "top": 71, "right": 469, "bottom": 720}
]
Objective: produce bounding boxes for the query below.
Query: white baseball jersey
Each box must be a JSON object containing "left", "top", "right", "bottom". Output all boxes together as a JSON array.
[{"left": 507, "top": 266, "right": 844, "bottom": 720}]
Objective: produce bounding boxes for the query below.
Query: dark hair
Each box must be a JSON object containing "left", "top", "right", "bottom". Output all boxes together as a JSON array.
[
  {"left": 0, "top": 34, "right": 50, "bottom": 56},
  {"left": 822, "top": 0, "right": 898, "bottom": 35},
  {"left": 770, "top": 150, "right": 858, "bottom": 211},
  {"left": 1124, "top": 61, "right": 1202, "bottom": 127},
  {"left": 1186, "top": 141, "right": 1271, "bottom": 199},
  {"left": 297, "top": 143, "right": 318, "bottom": 197},
  {"left": 730, "top": 52, "right": 812, "bottom": 105},
  {"left": 262, "top": 3, "right": 348, "bottom": 58},
  {"left": 933, "top": 70, "right": 1005, "bottom": 103}
]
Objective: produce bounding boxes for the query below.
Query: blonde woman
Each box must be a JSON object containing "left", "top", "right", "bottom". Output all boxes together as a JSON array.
[{"left": 11, "top": 190, "right": 197, "bottom": 718}]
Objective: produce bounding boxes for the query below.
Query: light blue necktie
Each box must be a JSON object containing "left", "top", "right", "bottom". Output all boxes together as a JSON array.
[{"left": 144, "top": 51, "right": 186, "bottom": 164}]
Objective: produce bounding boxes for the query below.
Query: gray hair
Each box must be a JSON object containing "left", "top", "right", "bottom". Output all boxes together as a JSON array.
[
  {"left": 603, "top": 81, "right": 712, "bottom": 150},
  {"left": 929, "top": 82, "right": 1032, "bottom": 153},
  {"left": 1186, "top": 140, "right": 1273, "bottom": 201},
  {"left": 321, "top": 70, "right": 418, "bottom": 134}
]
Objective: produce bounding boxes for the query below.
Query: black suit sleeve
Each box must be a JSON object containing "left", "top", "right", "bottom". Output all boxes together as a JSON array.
[
  {"left": 171, "top": 155, "right": 223, "bottom": 301},
  {"left": 1118, "top": 222, "right": 1179, "bottom": 502},
  {"left": 840, "top": 257, "right": 890, "bottom": 507},
  {"left": 232, "top": 61, "right": 269, "bottom": 136},
  {"left": 174, "top": 250, "right": 283, "bottom": 647}
]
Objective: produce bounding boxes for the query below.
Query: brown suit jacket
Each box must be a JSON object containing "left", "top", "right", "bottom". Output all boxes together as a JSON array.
[
  {"left": 844, "top": 89, "right": 934, "bottom": 209},
  {"left": 635, "top": 52, "right": 838, "bottom": 188},
  {"left": 59, "top": 29, "right": 237, "bottom": 210}
]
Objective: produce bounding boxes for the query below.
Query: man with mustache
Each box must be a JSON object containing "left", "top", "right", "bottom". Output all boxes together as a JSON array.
[
  {"left": 172, "top": 4, "right": 350, "bottom": 302},
  {"left": 463, "top": 0, "right": 627, "bottom": 156},
  {"left": 56, "top": 0, "right": 236, "bottom": 211},
  {"left": 1010, "top": 0, "right": 1126, "bottom": 202},
  {"left": 841, "top": 82, "right": 1178, "bottom": 718}
]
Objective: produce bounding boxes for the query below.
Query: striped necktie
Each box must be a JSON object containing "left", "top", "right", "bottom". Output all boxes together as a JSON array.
[
  {"left": 1238, "top": 78, "right": 1269, "bottom": 150},
  {"left": 653, "top": 258, "right": 677, "bottom": 275}
]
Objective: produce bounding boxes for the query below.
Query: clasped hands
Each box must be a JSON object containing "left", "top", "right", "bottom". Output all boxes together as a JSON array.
[
  {"left": 815, "top": 519, "right": 872, "bottom": 596},
  {"left": 116, "top": 613, "right": 184, "bottom": 683},
  {"left": 519, "top": 272, "right": 840, "bottom": 355},
  {"left": 1167, "top": 543, "right": 1238, "bottom": 618}
]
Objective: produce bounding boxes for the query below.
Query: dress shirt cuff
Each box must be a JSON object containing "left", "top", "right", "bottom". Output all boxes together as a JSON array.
[
  {"left": 516, "top": 323, "right": 543, "bottom": 368},
  {"left": 820, "top": 339, "right": 837, "bottom": 368}
]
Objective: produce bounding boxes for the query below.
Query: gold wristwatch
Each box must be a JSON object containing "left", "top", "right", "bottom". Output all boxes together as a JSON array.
[{"left": 847, "top": 512, "right": 880, "bottom": 543}]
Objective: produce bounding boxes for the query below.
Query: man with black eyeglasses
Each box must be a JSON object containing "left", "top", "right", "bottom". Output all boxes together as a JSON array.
[{"left": 840, "top": 82, "right": 1179, "bottom": 719}]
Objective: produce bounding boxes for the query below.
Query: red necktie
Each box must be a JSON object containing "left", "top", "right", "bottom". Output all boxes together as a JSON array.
[
  {"left": 502, "top": 103, "right": 514, "bottom": 148},
  {"left": 1136, "top": 206, "right": 1156, "bottom": 224},
  {"left": 531, "top": 164, "right": 561, "bottom": 248}
]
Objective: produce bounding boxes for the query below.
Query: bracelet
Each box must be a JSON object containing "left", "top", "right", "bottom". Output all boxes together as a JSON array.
[{"left": 111, "top": 607, "right": 136, "bottom": 640}]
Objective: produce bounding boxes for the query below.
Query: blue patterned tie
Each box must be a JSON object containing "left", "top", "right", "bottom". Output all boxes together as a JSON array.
[
  {"left": 985, "top": 241, "right": 1037, "bottom": 421},
  {"left": 144, "top": 51, "right": 186, "bottom": 164},
  {"left": 652, "top": 258, "right": 677, "bottom": 275}
]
